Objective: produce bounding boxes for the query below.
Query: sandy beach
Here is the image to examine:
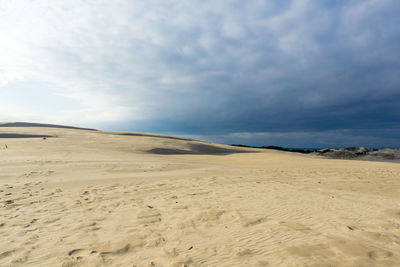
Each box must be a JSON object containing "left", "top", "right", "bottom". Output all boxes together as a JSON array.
[{"left": 1, "top": 125, "right": 400, "bottom": 266}]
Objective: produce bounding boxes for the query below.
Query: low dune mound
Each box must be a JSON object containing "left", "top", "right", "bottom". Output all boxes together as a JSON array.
[
  {"left": 315, "top": 147, "right": 400, "bottom": 162},
  {"left": 0, "top": 122, "right": 96, "bottom": 131},
  {"left": 368, "top": 148, "right": 400, "bottom": 161}
]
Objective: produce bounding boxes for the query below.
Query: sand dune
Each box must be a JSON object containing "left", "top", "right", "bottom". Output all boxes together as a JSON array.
[{"left": 1, "top": 125, "right": 400, "bottom": 266}]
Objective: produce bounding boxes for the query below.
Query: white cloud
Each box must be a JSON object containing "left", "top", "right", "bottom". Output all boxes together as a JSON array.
[
  {"left": 0, "top": 72, "right": 23, "bottom": 87},
  {"left": 222, "top": 20, "right": 245, "bottom": 39}
]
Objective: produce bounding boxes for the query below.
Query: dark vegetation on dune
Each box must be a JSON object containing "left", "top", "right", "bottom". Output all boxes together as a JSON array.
[
  {"left": 0, "top": 122, "right": 96, "bottom": 131},
  {"left": 231, "top": 144, "right": 317, "bottom": 153},
  {"left": 0, "top": 133, "right": 53, "bottom": 138},
  {"left": 232, "top": 144, "right": 400, "bottom": 162},
  {"left": 315, "top": 147, "right": 400, "bottom": 161}
]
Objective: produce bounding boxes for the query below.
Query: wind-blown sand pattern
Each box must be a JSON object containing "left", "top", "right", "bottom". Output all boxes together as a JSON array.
[{"left": 1, "top": 125, "right": 400, "bottom": 266}]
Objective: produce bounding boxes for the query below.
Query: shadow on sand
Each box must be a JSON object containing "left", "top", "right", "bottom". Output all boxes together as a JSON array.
[
  {"left": 148, "top": 143, "right": 254, "bottom": 155},
  {"left": 0, "top": 133, "right": 53, "bottom": 138}
]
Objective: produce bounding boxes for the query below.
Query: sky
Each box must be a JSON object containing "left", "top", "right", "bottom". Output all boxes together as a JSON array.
[{"left": 1, "top": 0, "right": 399, "bottom": 148}]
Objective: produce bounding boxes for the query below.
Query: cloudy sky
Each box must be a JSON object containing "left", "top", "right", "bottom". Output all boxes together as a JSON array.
[{"left": 1, "top": 0, "right": 399, "bottom": 147}]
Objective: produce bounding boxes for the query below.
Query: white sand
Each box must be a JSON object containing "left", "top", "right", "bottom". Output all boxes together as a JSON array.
[{"left": 1, "top": 126, "right": 400, "bottom": 266}]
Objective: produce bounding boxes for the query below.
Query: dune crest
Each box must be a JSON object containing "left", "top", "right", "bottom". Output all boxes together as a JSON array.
[{"left": 0, "top": 122, "right": 96, "bottom": 131}]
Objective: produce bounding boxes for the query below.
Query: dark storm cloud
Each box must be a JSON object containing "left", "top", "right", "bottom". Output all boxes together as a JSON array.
[{"left": 130, "top": 0, "right": 400, "bottom": 147}]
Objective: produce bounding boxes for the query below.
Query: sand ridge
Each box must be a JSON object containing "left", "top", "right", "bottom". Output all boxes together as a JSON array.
[{"left": 1, "top": 126, "right": 400, "bottom": 266}]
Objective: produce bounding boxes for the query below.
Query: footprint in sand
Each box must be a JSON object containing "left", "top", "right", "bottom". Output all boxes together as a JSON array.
[
  {"left": 384, "top": 209, "right": 400, "bottom": 220},
  {"left": 100, "top": 244, "right": 130, "bottom": 256},
  {"left": 196, "top": 209, "right": 226, "bottom": 222},
  {"left": 4, "top": 199, "right": 14, "bottom": 205},
  {"left": 96, "top": 242, "right": 145, "bottom": 264},
  {"left": 0, "top": 249, "right": 15, "bottom": 260},
  {"left": 287, "top": 243, "right": 335, "bottom": 258},
  {"left": 235, "top": 248, "right": 252, "bottom": 256},
  {"left": 279, "top": 221, "right": 311, "bottom": 232},
  {"left": 62, "top": 248, "right": 99, "bottom": 267},
  {"left": 241, "top": 217, "right": 267, "bottom": 227},
  {"left": 137, "top": 208, "right": 162, "bottom": 225}
]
